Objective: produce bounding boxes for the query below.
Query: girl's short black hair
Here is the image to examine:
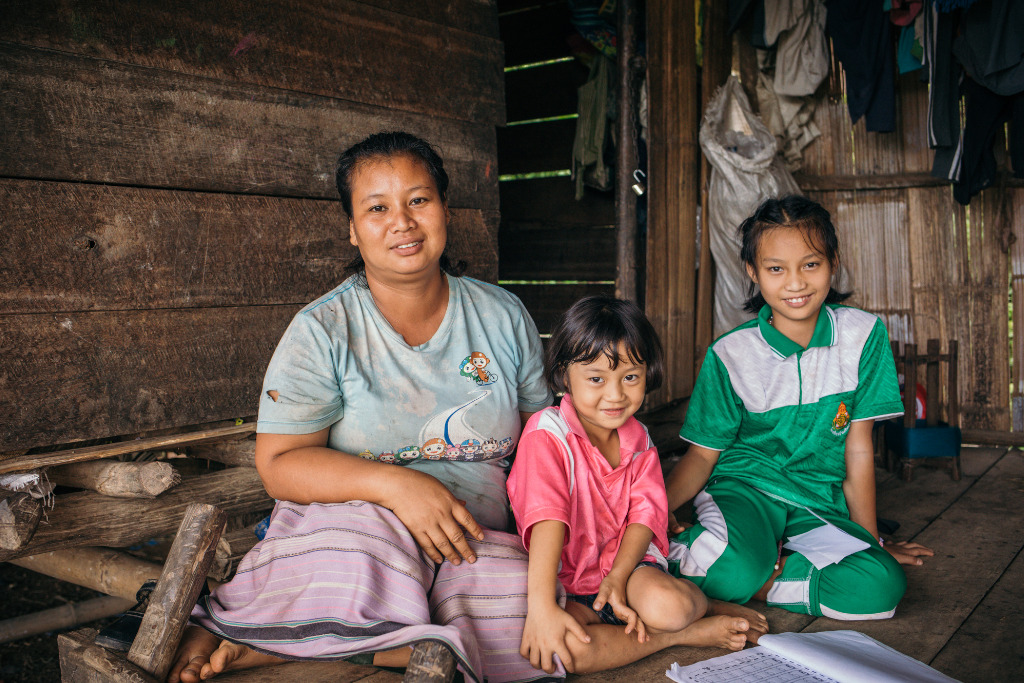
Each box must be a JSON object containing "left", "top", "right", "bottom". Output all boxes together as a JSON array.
[
  {"left": 546, "top": 296, "right": 664, "bottom": 394},
  {"left": 738, "top": 194, "right": 852, "bottom": 313},
  {"left": 335, "top": 131, "right": 465, "bottom": 279}
]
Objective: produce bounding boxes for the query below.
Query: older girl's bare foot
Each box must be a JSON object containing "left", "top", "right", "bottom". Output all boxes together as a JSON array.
[
  {"left": 674, "top": 615, "right": 750, "bottom": 651},
  {"left": 707, "top": 599, "right": 769, "bottom": 644},
  {"left": 168, "top": 626, "right": 284, "bottom": 682},
  {"left": 752, "top": 554, "right": 788, "bottom": 602}
]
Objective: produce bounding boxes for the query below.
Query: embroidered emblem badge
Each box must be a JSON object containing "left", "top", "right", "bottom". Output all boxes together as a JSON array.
[{"left": 831, "top": 401, "right": 851, "bottom": 436}]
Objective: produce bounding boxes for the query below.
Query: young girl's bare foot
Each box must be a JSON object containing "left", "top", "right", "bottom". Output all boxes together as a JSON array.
[
  {"left": 707, "top": 599, "right": 769, "bottom": 644},
  {"left": 168, "top": 626, "right": 285, "bottom": 682},
  {"left": 673, "top": 615, "right": 750, "bottom": 651}
]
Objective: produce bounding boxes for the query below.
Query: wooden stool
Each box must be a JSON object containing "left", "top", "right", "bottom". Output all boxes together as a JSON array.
[
  {"left": 880, "top": 340, "right": 962, "bottom": 481},
  {"left": 58, "top": 503, "right": 456, "bottom": 682}
]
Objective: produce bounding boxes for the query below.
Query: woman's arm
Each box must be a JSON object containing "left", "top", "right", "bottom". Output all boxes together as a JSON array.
[
  {"left": 843, "top": 420, "right": 933, "bottom": 566},
  {"left": 255, "top": 430, "right": 484, "bottom": 565}
]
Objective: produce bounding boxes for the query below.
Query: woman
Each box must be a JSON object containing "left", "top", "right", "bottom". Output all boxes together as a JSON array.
[{"left": 169, "top": 132, "right": 555, "bottom": 682}]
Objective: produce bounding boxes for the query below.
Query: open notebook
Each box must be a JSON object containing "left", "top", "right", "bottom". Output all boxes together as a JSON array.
[{"left": 666, "top": 630, "right": 959, "bottom": 683}]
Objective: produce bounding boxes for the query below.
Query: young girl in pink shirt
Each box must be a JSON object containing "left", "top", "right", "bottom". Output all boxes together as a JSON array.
[{"left": 507, "top": 297, "right": 766, "bottom": 675}]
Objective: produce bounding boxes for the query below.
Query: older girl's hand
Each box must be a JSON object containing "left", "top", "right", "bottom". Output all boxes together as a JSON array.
[
  {"left": 885, "top": 540, "right": 934, "bottom": 566},
  {"left": 387, "top": 469, "right": 485, "bottom": 565}
]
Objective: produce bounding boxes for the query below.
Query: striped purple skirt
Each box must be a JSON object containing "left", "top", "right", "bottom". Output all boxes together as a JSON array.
[{"left": 191, "top": 500, "right": 563, "bottom": 682}]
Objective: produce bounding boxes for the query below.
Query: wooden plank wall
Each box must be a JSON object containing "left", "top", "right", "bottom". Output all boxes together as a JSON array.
[
  {"left": 795, "top": 71, "right": 1014, "bottom": 430},
  {"left": 0, "top": 0, "right": 504, "bottom": 452},
  {"left": 496, "top": 0, "right": 616, "bottom": 335}
]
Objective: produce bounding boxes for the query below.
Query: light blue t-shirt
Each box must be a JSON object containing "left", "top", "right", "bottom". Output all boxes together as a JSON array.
[{"left": 257, "top": 274, "right": 553, "bottom": 530}]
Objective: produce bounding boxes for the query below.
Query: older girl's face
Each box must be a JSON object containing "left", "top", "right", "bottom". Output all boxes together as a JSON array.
[{"left": 348, "top": 153, "right": 449, "bottom": 283}]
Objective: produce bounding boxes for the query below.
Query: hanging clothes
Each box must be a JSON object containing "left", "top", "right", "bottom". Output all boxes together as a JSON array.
[
  {"left": 923, "top": 1, "right": 963, "bottom": 181},
  {"left": 952, "top": 0, "right": 1024, "bottom": 97},
  {"left": 572, "top": 55, "right": 615, "bottom": 201},
  {"left": 825, "top": 0, "right": 897, "bottom": 133},
  {"left": 765, "top": 0, "right": 829, "bottom": 97},
  {"left": 952, "top": 78, "right": 1024, "bottom": 205}
]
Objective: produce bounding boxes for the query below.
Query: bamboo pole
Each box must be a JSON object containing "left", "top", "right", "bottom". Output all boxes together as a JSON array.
[
  {"left": 48, "top": 460, "right": 180, "bottom": 498},
  {"left": 0, "top": 595, "right": 133, "bottom": 645},
  {"left": 10, "top": 547, "right": 164, "bottom": 600}
]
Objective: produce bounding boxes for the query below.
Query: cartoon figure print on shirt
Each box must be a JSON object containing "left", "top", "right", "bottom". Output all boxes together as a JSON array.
[
  {"left": 831, "top": 401, "right": 851, "bottom": 436},
  {"left": 356, "top": 350, "right": 514, "bottom": 465}
]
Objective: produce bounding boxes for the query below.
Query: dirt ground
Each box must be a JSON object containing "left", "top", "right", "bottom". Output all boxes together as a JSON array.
[{"left": 0, "top": 563, "right": 120, "bottom": 683}]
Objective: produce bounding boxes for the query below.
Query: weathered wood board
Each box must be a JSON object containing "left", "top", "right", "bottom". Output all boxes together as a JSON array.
[
  {"left": 0, "top": 43, "right": 499, "bottom": 209},
  {"left": 0, "top": 468, "right": 272, "bottom": 562},
  {"left": 0, "top": 0, "right": 504, "bottom": 125},
  {"left": 1, "top": 179, "right": 497, "bottom": 314}
]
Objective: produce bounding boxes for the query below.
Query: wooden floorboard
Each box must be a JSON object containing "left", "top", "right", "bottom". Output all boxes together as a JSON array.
[
  {"left": 802, "top": 449, "right": 1024, "bottom": 669},
  {"left": 929, "top": 544, "right": 1024, "bottom": 682}
]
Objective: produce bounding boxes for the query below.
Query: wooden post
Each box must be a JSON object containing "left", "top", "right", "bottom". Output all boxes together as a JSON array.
[
  {"left": 926, "top": 339, "right": 940, "bottom": 427},
  {"left": 948, "top": 340, "right": 959, "bottom": 427},
  {"left": 0, "top": 490, "right": 42, "bottom": 551},
  {"left": 127, "top": 502, "right": 226, "bottom": 681},
  {"left": 48, "top": 460, "right": 180, "bottom": 498},
  {"left": 903, "top": 344, "right": 918, "bottom": 428},
  {"left": 616, "top": 0, "right": 640, "bottom": 303},
  {"left": 694, "top": 0, "right": 730, "bottom": 377},
  {"left": 403, "top": 641, "right": 457, "bottom": 683},
  {"left": 645, "top": 0, "right": 700, "bottom": 406}
]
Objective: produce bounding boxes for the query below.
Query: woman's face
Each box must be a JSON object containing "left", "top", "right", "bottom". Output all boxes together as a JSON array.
[{"left": 348, "top": 153, "right": 448, "bottom": 283}]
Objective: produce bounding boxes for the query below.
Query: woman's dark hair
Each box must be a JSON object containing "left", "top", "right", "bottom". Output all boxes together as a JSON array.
[
  {"left": 546, "top": 296, "right": 664, "bottom": 394},
  {"left": 335, "top": 131, "right": 465, "bottom": 278},
  {"left": 738, "top": 194, "right": 851, "bottom": 313}
]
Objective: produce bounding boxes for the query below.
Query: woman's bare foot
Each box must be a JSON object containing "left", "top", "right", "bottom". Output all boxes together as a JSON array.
[
  {"left": 168, "top": 626, "right": 285, "bottom": 682},
  {"left": 673, "top": 615, "right": 751, "bottom": 651},
  {"left": 707, "top": 599, "right": 769, "bottom": 644}
]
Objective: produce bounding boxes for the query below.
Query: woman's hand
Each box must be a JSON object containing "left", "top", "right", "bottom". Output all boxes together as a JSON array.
[
  {"left": 884, "top": 540, "right": 934, "bottom": 566},
  {"left": 386, "top": 469, "right": 485, "bottom": 565},
  {"left": 521, "top": 601, "right": 590, "bottom": 674},
  {"left": 594, "top": 571, "right": 647, "bottom": 643}
]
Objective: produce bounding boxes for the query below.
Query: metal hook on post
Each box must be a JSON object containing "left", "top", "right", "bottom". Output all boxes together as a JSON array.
[{"left": 631, "top": 169, "right": 646, "bottom": 196}]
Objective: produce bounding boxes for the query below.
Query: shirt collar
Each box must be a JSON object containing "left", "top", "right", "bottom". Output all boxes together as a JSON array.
[
  {"left": 757, "top": 304, "right": 836, "bottom": 357},
  {"left": 558, "top": 393, "right": 648, "bottom": 454}
]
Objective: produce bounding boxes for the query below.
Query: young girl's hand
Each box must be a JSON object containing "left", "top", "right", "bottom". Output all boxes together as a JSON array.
[
  {"left": 884, "top": 540, "right": 934, "bottom": 566},
  {"left": 521, "top": 602, "right": 590, "bottom": 674},
  {"left": 593, "top": 573, "right": 648, "bottom": 643}
]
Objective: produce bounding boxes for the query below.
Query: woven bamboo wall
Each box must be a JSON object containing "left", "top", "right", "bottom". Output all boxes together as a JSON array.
[{"left": 797, "top": 73, "right": 1015, "bottom": 430}]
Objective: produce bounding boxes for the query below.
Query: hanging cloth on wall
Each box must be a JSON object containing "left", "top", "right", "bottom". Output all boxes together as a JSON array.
[
  {"left": 572, "top": 54, "right": 615, "bottom": 200},
  {"left": 952, "top": 78, "right": 1024, "bottom": 205},
  {"left": 700, "top": 76, "right": 801, "bottom": 337},
  {"left": 952, "top": 0, "right": 1024, "bottom": 97},
  {"left": 825, "top": 0, "right": 897, "bottom": 133}
]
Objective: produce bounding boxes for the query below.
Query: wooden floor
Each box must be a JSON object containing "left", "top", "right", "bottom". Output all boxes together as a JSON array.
[
  {"left": 569, "top": 445, "right": 1024, "bottom": 682},
  {"left": 40, "top": 442, "right": 1024, "bottom": 682}
]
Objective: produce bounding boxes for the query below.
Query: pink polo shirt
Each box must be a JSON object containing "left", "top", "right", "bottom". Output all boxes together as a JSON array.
[{"left": 507, "top": 394, "right": 669, "bottom": 595}]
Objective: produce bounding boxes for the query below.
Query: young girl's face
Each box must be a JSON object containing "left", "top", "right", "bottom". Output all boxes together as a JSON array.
[
  {"left": 565, "top": 342, "right": 646, "bottom": 444},
  {"left": 746, "top": 226, "right": 833, "bottom": 341}
]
